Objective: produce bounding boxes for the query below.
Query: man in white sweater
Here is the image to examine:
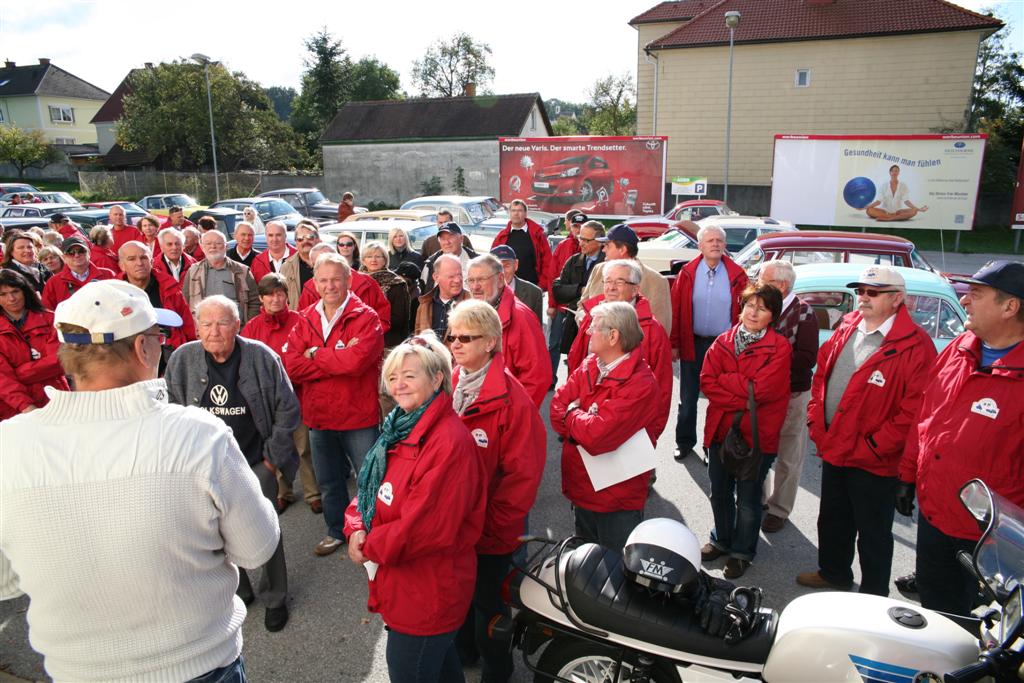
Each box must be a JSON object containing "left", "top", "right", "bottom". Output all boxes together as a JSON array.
[{"left": 0, "top": 279, "right": 280, "bottom": 683}]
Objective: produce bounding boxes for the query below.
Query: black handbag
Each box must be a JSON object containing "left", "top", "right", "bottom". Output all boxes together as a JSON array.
[{"left": 719, "top": 380, "right": 762, "bottom": 481}]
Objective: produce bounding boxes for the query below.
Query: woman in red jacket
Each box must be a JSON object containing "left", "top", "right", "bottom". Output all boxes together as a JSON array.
[
  {"left": 447, "top": 299, "right": 545, "bottom": 679},
  {"left": 699, "top": 283, "right": 791, "bottom": 579},
  {"left": 0, "top": 270, "right": 69, "bottom": 420},
  {"left": 344, "top": 333, "right": 484, "bottom": 683}
]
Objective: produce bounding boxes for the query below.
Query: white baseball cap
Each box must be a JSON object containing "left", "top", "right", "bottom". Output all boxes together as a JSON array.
[
  {"left": 54, "top": 279, "right": 183, "bottom": 344},
  {"left": 846, "top": 265, "right": 906, "bottom": 290}
]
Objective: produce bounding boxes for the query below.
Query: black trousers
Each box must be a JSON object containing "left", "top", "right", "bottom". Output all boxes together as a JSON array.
[
  {"left": 238, "top": 462, "right": 288, "bottom": 608},
  {"left": 916, "top": 514, "right": 979, "bottom": 620},
  {"left": 457, "top": 553, "right": 514, "bottom": 683},
  {"left": 817, "top": 461, "right": 897, "bottom": 596}
]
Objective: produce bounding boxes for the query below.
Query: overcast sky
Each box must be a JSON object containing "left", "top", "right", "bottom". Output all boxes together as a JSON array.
[{"left": 0, "top": 0, "right": 1017, "bottom": 104}]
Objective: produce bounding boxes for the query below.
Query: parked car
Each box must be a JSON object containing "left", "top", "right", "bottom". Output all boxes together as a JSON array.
[
  {"left": 82, "top": 201, "right": 147, "bottom": 213},
  {"left": 61, "top": 207, "right": 146, "bottom": 231},
  {"left": 0, "top": 183, "right": 40, "bottom": 197},
  {"left": 637, "top": 228, "right": 701, "bottom": 274},
  {"left": 321, "top": 219, "right": 439, "bottom": 254},
  {"left": 188, "top": 208, "right": 248, "bottom": 236},
  {"left": 1, "top": 191, "right": 77, "bottom": 205},
  {"left": 209, "top": 197, "right": 308, "bottom": 230},
  {"left": 344, "top": 209, "right": 439, "bottom": 223},
  {"left": 733, "top": 230, "right": 968, "bottom": 296},
  {"left": 1, "top": 202, "right": 82, "bottom": 219},
  {"left": 137, "top": 194, "right": 204, "bottom": 216},
  {"left": 793, "top": 263, "right": 966, "bottom": 351},
  {"left": 622, "top": 199, "right": 736, "bottom": 240},
  {"left": 531, "top": 154, "right": 615, "bottom": 205},
  {"left": 258, "top": 188, "right": 339, "bottom": 222},
  {"left": 399, "top": 195, "right": 501, "bottom": 228},
  {"left": 680, "top": 215, "right": 797, "bottom": 254}
]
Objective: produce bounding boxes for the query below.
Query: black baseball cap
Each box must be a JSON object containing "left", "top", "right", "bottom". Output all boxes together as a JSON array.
[
  {"left": 596, "top": 224, "right": 638, "bottom": 246},
  {"left": 437, "top": 222, "right": 462, "bottom": 235},
  {"left": 569, "top": 213, "right": 589, "bottom": 225},
  {"left": 950, "top": 260, "right": 1024, "bottom": 299},
  {"left": 61, "top": 235, "right": 89, "bottom": 252}
]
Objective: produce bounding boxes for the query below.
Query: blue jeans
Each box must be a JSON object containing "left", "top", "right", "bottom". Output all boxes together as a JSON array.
[
  {"left": 676, "top": 335, "right": 716, "bottom": 451},
  {"left": 386, "top": 627, "right": 464, "bottom": 683},
  {"left": 548, "top": 310, "right": 567, "bottom": 385},
  {"left": 309, "top": 426, "right": 380, "bottom": 540},
  {"left": 707, "top": 443, "right": 775, "bottom": 561},
  {"left": 188, "top": 656, "right": 246, "bottom": 683}
]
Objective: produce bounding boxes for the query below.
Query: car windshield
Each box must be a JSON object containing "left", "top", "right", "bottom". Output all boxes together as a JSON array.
[
  {"left": 407, "top": 225, "right": 439, "bottom": 251},
  {"left": 305, "top": 191, "right": 327, "bottom": 204},
  {"left": 735, "top": 241, "right": 765, "bottom": 270},
  {"left": 723, "top": 227, "right": 759, "bottom": 253},
  {"left": 165, "top": 194, "right": 196, "bottom": 206},
  {"left": 555, "top": 156, "right": 588, "bottom": 165},
  {"left": 910, "top": 248, "right": 936, "bottom": 273},
  {"left": 255, "top": 200, "right": 299, "bottom": 220}
]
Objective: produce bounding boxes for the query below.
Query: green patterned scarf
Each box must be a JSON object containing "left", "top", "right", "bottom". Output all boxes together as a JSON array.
[{"left": 357, "top": 391, "right": 439, "bottom": 531}]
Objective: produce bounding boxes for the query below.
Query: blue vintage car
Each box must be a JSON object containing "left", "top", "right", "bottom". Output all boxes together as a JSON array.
[{"left": 792, "top": 263, "right": 966, "bottom": 351}]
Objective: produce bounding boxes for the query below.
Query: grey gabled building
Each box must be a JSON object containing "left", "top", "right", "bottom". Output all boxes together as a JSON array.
[{"left": 320, "top": 93, "right": 552, "bottom": 205}]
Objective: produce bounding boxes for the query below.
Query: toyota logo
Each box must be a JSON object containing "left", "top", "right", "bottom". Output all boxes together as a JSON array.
[
  {"left": 210, "top": 385, "right": 229, "bottom": 406},
  {"left": 646, "top": 140, "right": 661, "bottom": 151}
]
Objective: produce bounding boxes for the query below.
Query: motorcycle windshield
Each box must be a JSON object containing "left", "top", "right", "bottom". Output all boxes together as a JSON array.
[{"left": 965, "top": 483, "right": 1024, "bottom": 602}]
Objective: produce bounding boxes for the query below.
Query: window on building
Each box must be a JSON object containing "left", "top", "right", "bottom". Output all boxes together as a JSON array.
[
  {"left": 55, "top": 137, "right": 75, "bottom": 145},
  {"left": 530, "top": 109, "right": 536, "bottom": 131},
  {"left": 49, "top": 105, "right": 74, "bottom": 123},
  {"left": 0, "top": 107, "right": 5, "bottom": 123},
  {"left": 795, "top": 69, "right": 811, "bottom": 88}
]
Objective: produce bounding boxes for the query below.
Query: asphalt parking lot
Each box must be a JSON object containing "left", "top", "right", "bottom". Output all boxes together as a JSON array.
[{"left": 0, "top": 249, "right": 1007, "bottom": 682}]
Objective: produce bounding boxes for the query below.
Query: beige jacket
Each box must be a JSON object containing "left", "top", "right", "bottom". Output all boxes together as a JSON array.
[
  {"left": 581, "top": 259, "right": 672, "bottom": 334},
  {"left": 185, "top": 258, "right": 260, "bottom": 325}
]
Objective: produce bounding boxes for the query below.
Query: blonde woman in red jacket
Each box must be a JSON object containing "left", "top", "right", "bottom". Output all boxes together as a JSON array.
[
  {"left": 447, "top": 299, "right": 545, "bottom": 680},
  {"left": 699, "top": 283, "right": 791, "bottom": 579}
]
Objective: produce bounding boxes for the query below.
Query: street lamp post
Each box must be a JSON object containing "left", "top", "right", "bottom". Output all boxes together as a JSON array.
[
  {"left": 191, "top": 53, "right": 220, "bottom": 202},
  {"left": 723, "top": 10, "right": 741, "bottom": 206}
]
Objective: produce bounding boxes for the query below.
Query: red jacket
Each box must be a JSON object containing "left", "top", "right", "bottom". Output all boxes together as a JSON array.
[
  {"left": 670, "top": 255, "right": 748, "bottom": 361},
  {"left": 900, "top": 332, "right": 1024, "bottom": 540},
  {"left": 119, "top": 270, "right": 196, "bottom": 349},
  {"left": 492, "top": 218, "right": 553, "bottom": 291},
  {"left": 454, "top": 355, "right": 545, "bottom": 554},
  {"left": 494, "top": 286, "right": 551, "bottom": 407},
  {"left": 152, "top": 252, "right": 197, "bottom": 288},
  {"left": 0, "top": 310, "right": 69, "bottom": 420},
  {"left": 159, "top": 217, "right": 195, "bottom": 230},
  {"left": 110, "top": 225, "right": 145, "bottom": 252},
  {"left": 297, "top": 271, "right": 392, "bottom": 333},
  {"left": 343, "top": 395, "right": 484, "bottom": 635},
  {"left": 282, "top": 295, "right": 384, "bottom": 431},
  {"left": 551, "top": 350, "right": 666, "bottom": 512},
  {"left": 568, "top": 294, "right": 672, "bottom": 438},
  {"left": 250, "top": 245, "right": 297, "bottom": 284},
  {"left": 549, "top": 234, "right": 580, "bottom": 311},
  {"left": 90, "top": 246, "right": 120, "bottom": 274},
  {"left": 808, "top": 306, "right": 936, "bottom": 478},
  {"left": 700, "top": 325, "right": 792, "bottom": 453},
  {"left": 57, "top": 223, "right": 80, "bottom": 240},
  {"left": 241, "top": 309, "right": 301, "bottom": 358},
  {"left": 41, "top": 265, "right": 115, "bottom": 310}
]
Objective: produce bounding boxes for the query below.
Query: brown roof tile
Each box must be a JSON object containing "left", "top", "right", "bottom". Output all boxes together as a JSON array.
[
  {"left": 90, "top": 70, "right": 139, "bottom": 124},
  {"left": 629, "top": 0, "right": 714, "bottom": 25},
  {"left": 646, "top": 0, "right": 1002, "bottom": 49}
]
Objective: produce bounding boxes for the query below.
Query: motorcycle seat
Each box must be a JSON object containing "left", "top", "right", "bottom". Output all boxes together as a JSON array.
[{"left": 563, "top": 543, "right": 777, "bottom": 665}]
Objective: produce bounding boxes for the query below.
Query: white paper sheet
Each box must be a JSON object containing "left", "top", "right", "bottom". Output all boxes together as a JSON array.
[
  {"left": 578, "top": 429, "right": 656, "bottom": 491},
  {"left": 364, "top": 560, "right": 379, "bottom": 581}
]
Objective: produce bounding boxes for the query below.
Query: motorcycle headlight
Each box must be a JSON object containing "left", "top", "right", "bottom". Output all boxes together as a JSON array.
[{"left": 560, "top": 167, "right": 580, "bottom": 178}]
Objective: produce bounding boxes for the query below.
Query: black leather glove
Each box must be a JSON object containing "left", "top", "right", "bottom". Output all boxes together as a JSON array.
[
  {"left": 895, "top": 482, "right": 916, "bottom": 517},
  {"left": 699, "top": 589, "right": 732, "bottom": 637}
]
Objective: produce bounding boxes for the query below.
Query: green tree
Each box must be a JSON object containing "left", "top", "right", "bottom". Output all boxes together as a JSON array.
[
  {"left": 586, "top": 74, "right": 637, "bottom": 136},
  {"left": 265, "top": 86, "right": 297, "bottom": 121},
  {"left": 349, "top": 57, "right": 402, "bottom": 101},
  {"left": 0, "top": 125, "right": 61, "bottom": 178},
  {"left": 551, "top": 116, "right": 583, "bottom": 136},
  {"left": 420, "top": 175, "right": 444, "bottom": 195},
  {"left": 453, "top": 166, "right": 467, "bottom": 194},
  {"left": 116, "top": 61, "right": 306, "bottom": 171},
  {"left": 411, "top": 32, "right": 495, "bottom": 97}
]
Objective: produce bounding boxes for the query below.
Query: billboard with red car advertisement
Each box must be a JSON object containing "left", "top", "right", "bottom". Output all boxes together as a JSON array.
[{"left": 498, "top": 136, "right": 667, "bottom": 218}]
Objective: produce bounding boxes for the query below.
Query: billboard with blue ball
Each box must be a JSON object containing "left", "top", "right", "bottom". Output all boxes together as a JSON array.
[{"left": 770, "top": 134, "right": 986, "bottom": 231}]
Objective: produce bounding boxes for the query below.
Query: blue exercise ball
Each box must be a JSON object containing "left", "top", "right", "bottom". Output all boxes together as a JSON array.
[{"left": 843, "top": 177, "right": 876, "bottom": 209}]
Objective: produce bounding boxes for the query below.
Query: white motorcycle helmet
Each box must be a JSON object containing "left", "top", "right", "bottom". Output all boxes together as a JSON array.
[{"left": 622, "top": 518, "right": 701, "bottom": 595}]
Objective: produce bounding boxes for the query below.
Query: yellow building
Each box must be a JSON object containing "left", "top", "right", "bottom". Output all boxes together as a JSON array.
[
  {"left": 631, "top": 0, "right": 1002, "bottom": 199},
  {"left": 0, "top": 58, "right": 109, "bottom": 145}
]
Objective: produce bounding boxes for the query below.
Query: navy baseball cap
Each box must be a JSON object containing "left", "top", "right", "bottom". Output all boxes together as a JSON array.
[
  {"left": 596, "top": 224, "right": 638, "bottom": 246},
  {"left": 490, "top": 245, "right": 517, "bottom": 261},
  {"left": 437, "top": 222, "right": 462, "bottom": 235},
  {"left": 569, "top": 213, "right": 589, "bottom": 225},
  {"left": 950, "top": 260, "right": 1024, "bottom": 299}
]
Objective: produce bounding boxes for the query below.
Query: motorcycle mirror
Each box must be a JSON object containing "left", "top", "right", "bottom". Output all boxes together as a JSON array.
[{"left": 960, "top": 479, "right": 994, "bottom": 526}]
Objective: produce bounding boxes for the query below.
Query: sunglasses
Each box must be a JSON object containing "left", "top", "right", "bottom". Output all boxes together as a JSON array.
[
  {"left": 444, "top": 334, "right": 482, "bottom": 345},
  {"left": 66, "top": 248, "right": 88, "bottom": 256},
  {"left": 337, "top": 241, "right": 356, "bottom": 248},
  {"left": 854, "top": 287, "right": 899, "bottom": 297},
  {"left": 295, "top": 235, "right": 319, "bottom": 243}
]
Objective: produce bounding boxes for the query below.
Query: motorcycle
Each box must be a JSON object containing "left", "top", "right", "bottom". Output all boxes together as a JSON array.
[{"left": 505, "top": 479, "right": 1024, "bottom": 682}]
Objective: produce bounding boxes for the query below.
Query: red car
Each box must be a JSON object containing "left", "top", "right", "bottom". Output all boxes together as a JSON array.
[
  {"left": 623, "top": 199, "right": 735, "bottom": 240},
  {"left": 734, "top": 231, "right": 969, "bottom": 296},
  {"left": 531, "top": 155, "right": 614, "bottom": 205}
]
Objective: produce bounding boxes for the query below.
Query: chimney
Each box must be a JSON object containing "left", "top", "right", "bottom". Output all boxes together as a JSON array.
[
  {"left": 38, "top": 58, "right": 50, "bottom": 66},
  {"left": 4, "top": 60, "right": 14, "bottom": 68},
  {"left": 462, "top": 82, "right": 477, "bottom": 97}
]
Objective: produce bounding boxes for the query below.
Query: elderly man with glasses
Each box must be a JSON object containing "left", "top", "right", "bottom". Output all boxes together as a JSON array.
[
  {"left": 797, "top": 265, "right": 936, "bottom": 596},
  {"left": 279, "top": 221, "right": 322, "bottom": 309},
  {"left": 41, "top": 236, "right": 116, "bottom": 310},
  {"left": 185, "top": 230, "right": 260, "bottom": 326}
]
